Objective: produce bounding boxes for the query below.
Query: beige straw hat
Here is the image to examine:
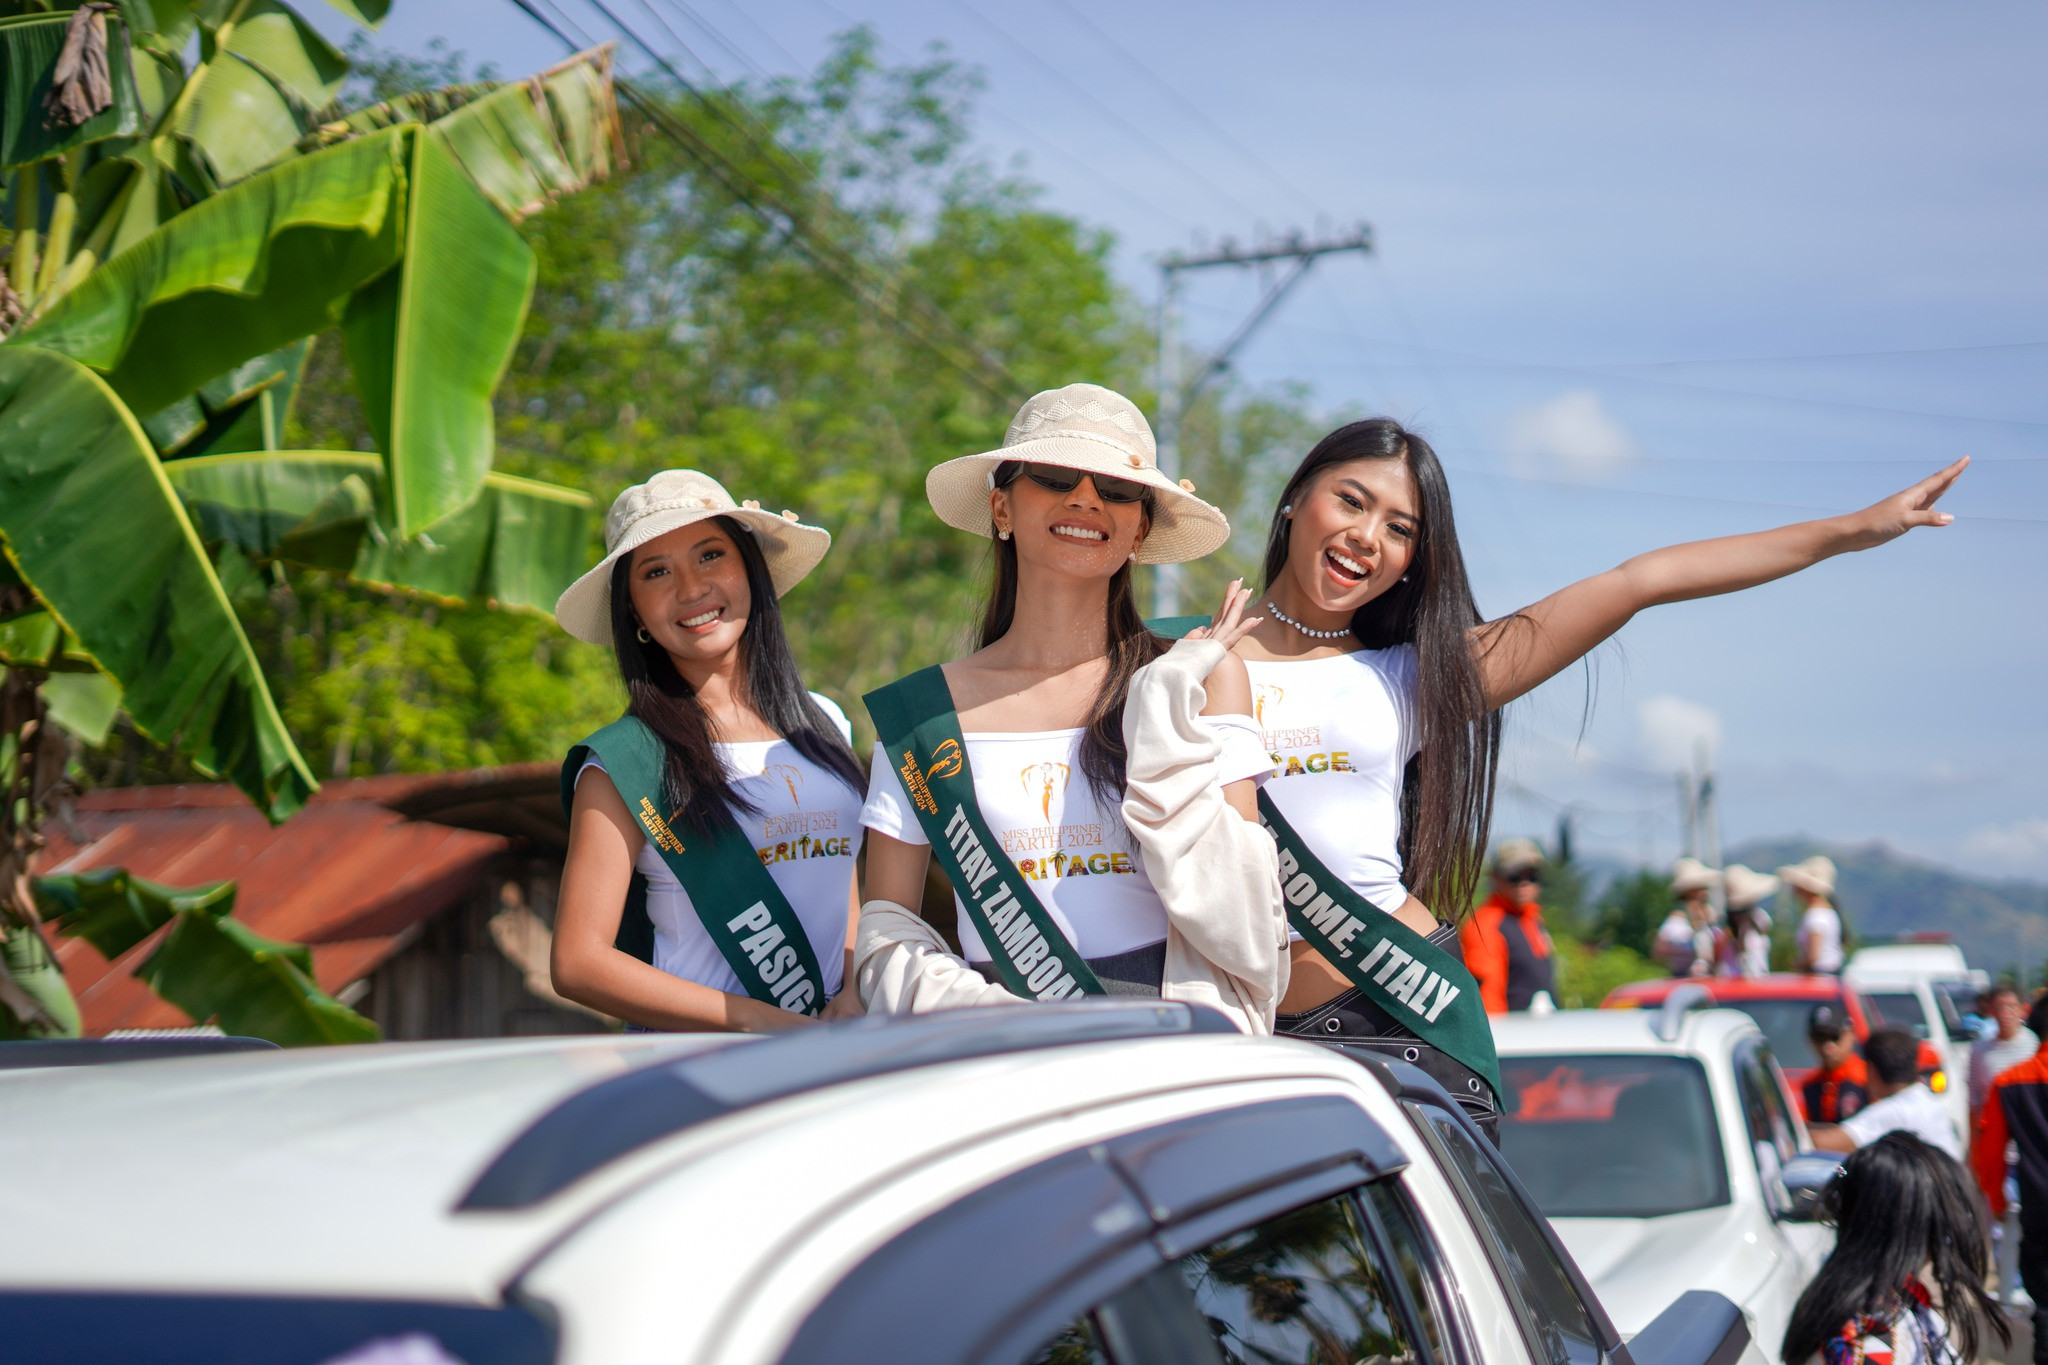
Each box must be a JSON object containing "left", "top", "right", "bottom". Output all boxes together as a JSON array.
[
  {"left": 1493, "top": 837, "right": 1546, "bottom": 875},
  {"left": 1670, "top": 857, "right": 1722, "bottom": 896},
  {"left": 553, "top": 470, "right": 830, "bottom": 645},
  {"left": 924, "top": 382, "right": 1230, "bottom": 564},
  {"left": 1723, "top": 864, "right": 1781, "bottom": 910},
  {"left": 1778, "top": 855, "right": 1837, "bottom": 898}
]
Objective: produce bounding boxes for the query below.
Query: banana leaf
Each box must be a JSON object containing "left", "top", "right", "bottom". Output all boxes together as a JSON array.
[
  {"left": 342, "top": 132, "right": 535, "bottom": 537},
  {"left": 0, "top": 11, "right": 147, "bottom": 170},
  {"left": 0, "top": 923, "right": 81, "bottom": 1040},
  {"left": 165, "top": 449, "right": 595, "bottom": 612},
  {"left": 0, "top": 345, "right": 316, "bottom": 821},
  {"left": 34, "top": 867, "right": 379, "bottom": 1045},
  {"left": 143, "top": 337, "right": 307, "bottom": 457},
  {"left": 177, "top": 1, "right": 350, "bottom": 185},
  {"left": 13, "top": 126, "right": 407, "bottom": 415}
]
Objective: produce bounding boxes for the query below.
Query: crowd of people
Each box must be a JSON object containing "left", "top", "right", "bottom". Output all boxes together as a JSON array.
[{"left": 534, "top": 380, "right": 1964, "bottom": 1359}]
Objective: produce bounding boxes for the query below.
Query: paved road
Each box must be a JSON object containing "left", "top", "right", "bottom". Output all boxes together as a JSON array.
[{"left": 1994, "top": 1304, "right": 2032, "bottom": 1364}]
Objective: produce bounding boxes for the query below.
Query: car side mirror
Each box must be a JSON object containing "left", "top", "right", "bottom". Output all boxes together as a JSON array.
[
  {"left": 1777, "top": 1150, "right": 1845, "bottom": 1222},
  {"left": 1619, "top": 1290, "right": 1750, "bottom": 1365}
]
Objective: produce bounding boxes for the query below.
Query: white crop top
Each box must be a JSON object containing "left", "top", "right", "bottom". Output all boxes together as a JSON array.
[
  {"left": 575, "top": 694, "right": 862, "bottom": 998},
  {"left": 1245, "top": 645, "right": 1420, "bottom": 917},
  {"left": 859, "top": 715, "right": 1270, "bottom": 962}
]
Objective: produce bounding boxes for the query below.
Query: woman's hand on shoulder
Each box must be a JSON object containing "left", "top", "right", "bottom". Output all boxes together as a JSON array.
[{"left": 1835, "top": 456, "right": 1967, "bottom": 551}]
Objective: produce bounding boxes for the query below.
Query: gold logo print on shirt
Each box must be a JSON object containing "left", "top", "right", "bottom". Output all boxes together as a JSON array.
[
  {"left": 1253, "top": 682, "right": 1284, "bottom": 729},
  {"left": 1019, "top": 760, "right": 1071, "bottom": 821},
  {"left": 763, "top": 762, "right": 805, "bottom": 807}
]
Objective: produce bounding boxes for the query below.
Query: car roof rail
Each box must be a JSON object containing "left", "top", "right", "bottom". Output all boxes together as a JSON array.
[
  {"left": 1655, "top": 982, "right": 1714, "bottom": 1042},
  {"left": 458, "top": 1001, "right": 1239, "bottom": 1212},
  {"left": 0, "top": 1037, "right": 279, "bottom": 1070}
]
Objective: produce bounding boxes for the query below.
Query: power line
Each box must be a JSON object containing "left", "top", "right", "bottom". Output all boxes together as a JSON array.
[
  {"left": 946, "top": 0, "right": 1268, "bottom": 225},
  {"left": 1036, "top": 0, "right": 1328, "bottom": 220},
  {"left": 511, "top": 0, "right": 1019, "bottom": 402},
  {"left": 642, "top": 0, "right": 768, "bottom": 80}
]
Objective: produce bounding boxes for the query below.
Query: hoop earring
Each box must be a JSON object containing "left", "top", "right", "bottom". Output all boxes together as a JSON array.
[{"left": 635, "top": 625, "right": 651, "bottom": 643}]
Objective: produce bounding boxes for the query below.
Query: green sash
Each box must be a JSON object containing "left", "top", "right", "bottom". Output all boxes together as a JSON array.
[
  {"left": 1260, "top": 792, "right": 1500, "bottom": 1093},
  {"left": 562, "top": 718, "right": 826, "bottom": 1017},
  {"left": 864, "top": 668, "right": 1106, "bottom": 1001}
]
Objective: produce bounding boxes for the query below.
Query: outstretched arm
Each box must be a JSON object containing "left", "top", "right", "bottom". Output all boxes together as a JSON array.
[{"left": 1471, "top": 458, "right": 1966, "bottom": 709}]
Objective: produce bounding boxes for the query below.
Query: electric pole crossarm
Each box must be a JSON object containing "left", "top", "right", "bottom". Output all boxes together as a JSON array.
[{"left": 1182, "top": 253, "right": 1316, "bottom": 409}]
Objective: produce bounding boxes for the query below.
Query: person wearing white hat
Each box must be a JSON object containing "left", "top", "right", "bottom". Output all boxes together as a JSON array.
[
  {"left": 549, "top": 470, "right": 868, "bottom": 1032},
  {"left": 1780, "top": 854, "right": 1845, "bottom": 974},
  {"left": 1222, "top": 417, "right": 1964, "bottom": 1115},
  {"left": 854, "top": 383, "right": 1288, "bottom": 1031},
  {"left": 1722, "top": 863, "right": 1780, "bottom": 978},
  {"left": 1653, "top": 857, "right": 1723, "bottom": 976}
]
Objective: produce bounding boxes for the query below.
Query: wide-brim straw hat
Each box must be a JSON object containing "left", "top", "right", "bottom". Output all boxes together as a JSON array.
[
  {"left": 924, "top": 382, "right": 1230, "bottom": 564},
  {"left": 1670, "top": 857, "right": 1722, "bottom": 896},
  {"left": 1493, "top": 837, "right": 1546, "bottom": 876},
  {"left": 1778, "top": 855, "right": 1837, "bottom": 898},
  {"left": 554, "top": 469, "right": 830, "bottom": 645},
  {"left": 1723, "top": 864, "right": 1781, "bottom": 910}
]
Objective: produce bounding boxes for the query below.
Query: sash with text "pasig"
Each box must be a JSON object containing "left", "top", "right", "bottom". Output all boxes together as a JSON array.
[
  {"left": 864, "top": 667, "right": 1106, "bottom": 1002},
  {"left": 1260, "top": 791, "right": 1500, "bottom": 1094},
  {"left": 562, "top": 717, "right": 826, "bottom": 1016}
]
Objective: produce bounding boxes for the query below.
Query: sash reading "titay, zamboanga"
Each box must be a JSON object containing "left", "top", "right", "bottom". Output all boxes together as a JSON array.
[
  {"left": 562, "top": 717, "right": 826, "bottom": 1016},
  {"left": 864, "top": 667, "right": 1106, "bottom": 1002}
]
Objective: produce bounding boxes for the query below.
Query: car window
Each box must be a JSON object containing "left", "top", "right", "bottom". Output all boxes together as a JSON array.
[
  {"left": 1499, "top": 1054, "right": 1731, "bottom": 1218},
  {"left": 1412, "top": 1104, "right": 1605, "bottom": 1365},
  {"left": 1863, "top": 991, "right": 1931, "bottom": 1040},
  {"left": 1932, "top": 987, "right": 1964, "bottom": 1033},
  {"left": 1713, "top": 997, "right": 1837, "bottom": 1069},
  {"left": 1732, "top": 1038, "right": 1800, "bottom": 1215},
  {"left": 1023, "top": 1186, "right": 1448, "bottom": 1365}
]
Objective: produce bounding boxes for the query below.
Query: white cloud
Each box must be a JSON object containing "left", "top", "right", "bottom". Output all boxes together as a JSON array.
[
  {"left": 1637, "top": 695, "right": 1722, "bottom": 771},
  {"left": 1961, "top": 818, "right": 2048, "bottom": 876},
  {"left": 1507, "top": 389, "right": 1641, "bottom": 480}
]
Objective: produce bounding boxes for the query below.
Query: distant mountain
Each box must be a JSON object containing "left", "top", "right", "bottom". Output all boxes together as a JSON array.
[{"left": 1725, "top": 837, "right": 2048, "bottom": 979}]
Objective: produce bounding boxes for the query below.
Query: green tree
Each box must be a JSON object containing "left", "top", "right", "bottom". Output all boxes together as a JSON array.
[
  {"left": 0, "top": 2, "right": 622, "bottom": 1039},
  {"left": 1595, "top": 868, "right": 1674, "bottom": 961}
]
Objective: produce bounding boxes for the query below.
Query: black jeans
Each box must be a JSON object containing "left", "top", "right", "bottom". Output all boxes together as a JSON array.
[
  {"left": 1273, "top": 924, "right": 1501, "bottom": 1142},
  {"left": 2021, "top": 1213, "right": 2048, "bottom": 1364}
]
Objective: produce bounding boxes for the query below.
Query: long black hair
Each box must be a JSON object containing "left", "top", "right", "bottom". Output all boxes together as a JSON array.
[
  {"left": 1261, "top": 419, "right": 1500, "bottom": 918},
  {"left": 979, "top": 462, "right": 1166, "bottom": 811},
  {"left": 609, "top": 515, "right": 865, "bottom": 832},
  {"left": 1782, "top": 1132, "right": 2006, "bottom": 1365}
]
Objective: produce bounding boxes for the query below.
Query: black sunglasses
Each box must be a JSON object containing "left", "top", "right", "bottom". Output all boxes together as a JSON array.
[
  {"left": 996, "top": 460, "right": 1152, "bottom": 506},
  {"left": 1507, "top": 870, "right": 1543, "bottom": 885}
]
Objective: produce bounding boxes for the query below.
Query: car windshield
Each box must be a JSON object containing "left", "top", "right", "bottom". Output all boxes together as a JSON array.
[
  {"left": 1499, "top": 1054, "right": 1730, "bottom": 1219},
  {"left": 1863, "top": 991, "right": 1932, "bottom": 1039},
  {"left": 1712, "top": 997, "right": 1836, "bottom": 1069}
]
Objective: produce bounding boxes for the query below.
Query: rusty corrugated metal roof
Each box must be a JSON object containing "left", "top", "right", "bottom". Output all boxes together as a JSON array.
[{"left": 31, "top": 771, "right": 519, "bottom": 1035}]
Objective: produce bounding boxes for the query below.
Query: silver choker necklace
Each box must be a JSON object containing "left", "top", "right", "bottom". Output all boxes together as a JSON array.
[{"left": 1264, "top": 599, "right": 1353, "bottom": 640}]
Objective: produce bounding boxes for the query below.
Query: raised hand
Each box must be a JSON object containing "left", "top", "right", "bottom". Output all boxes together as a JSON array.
[
  {"left": 1838, "top": 456, "right": 1968, "bottom": 551},
  {"left": 1185, "top": 577, "right": 1263, "bottom": 650}
]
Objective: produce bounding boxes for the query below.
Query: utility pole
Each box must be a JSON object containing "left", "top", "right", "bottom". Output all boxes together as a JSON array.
[{"left": 1152, "top": 225, "right": 1373, "bottom": 618}]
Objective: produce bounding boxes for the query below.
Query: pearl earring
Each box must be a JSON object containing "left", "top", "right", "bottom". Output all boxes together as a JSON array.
[
  {"left": 997, "top": 528, "right": 1011, "bottom": 541},
  {"left": 1128, "top": 551, "right": 1139, "bottom": 562},
  {"left": 1281, "top": 503, "right": 1293, "bottom": 515},
  {"left": 636, "top": 626, "right": 651, "bottom": 643}
]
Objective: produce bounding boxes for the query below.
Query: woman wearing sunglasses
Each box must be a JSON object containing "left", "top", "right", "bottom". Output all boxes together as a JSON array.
[
  {"left": 853, "top": 383, "right": 1289, "bottom": 1030},
  {"left": 1234, "top": 418, "right": 1966, "bottom": 1129}
]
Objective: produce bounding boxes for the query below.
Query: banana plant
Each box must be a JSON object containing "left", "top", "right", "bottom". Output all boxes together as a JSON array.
[{"left": 0, "top": 1, "right": 622, "bottom": 1042}]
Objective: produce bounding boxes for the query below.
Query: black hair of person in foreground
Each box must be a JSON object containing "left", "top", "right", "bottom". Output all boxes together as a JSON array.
[{"left": 1781, "top": 1131, "right": 2006, "bottom": 1365}]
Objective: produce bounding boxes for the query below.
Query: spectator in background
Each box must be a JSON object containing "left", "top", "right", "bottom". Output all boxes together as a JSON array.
[
  {"left": 1461, "top": 838, "right": 1554, "bottom": 1014},
  {"left": 1781, "top": 1132, "right": 2007, "bottom": 1365},
  {"left": 1972, "top": 984, "right": 2037, "bottom": 1121},
  {"left": 1810, "top": 1028, "right": 1962, "bottom": 1160},
  {"left": 1655, "top": 858, "right": 1723, "bottom": 977},
  {"left": 1780, "top": 855, "right": 1844, "bottom": 974},
  {"left": 1723, "top": 864, "right": 1779, "bottom": 978},
  {"left": 1803, "top": 1005, "right": 1871, "bottom": 1125},
  {"left": 1974, "top": 992, "right": 2048, "bottom": 1324}
]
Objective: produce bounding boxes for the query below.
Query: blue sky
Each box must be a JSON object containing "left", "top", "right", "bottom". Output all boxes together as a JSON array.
[{"left": 310, "top": 2, "right": 2048, "bottom": 879}]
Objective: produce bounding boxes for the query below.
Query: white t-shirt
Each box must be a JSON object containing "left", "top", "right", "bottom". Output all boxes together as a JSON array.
[
  {"left": 859, "top": 717, "right": 1270, "bottom": 962},
  {"left": 1840, "top": 1081, "right": 1963, "bottom": 1160},
  {"left": 1244, "top": 646, "right": 1419, "bottom": 917},
  {"left": 576, "top": 695, "right": 862, "bottom": 998},
  {"left": 1800, "top": 904, "right": 1844, "bottom": 972}
]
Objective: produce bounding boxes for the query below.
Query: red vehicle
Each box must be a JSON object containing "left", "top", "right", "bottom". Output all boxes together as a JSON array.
[{"left": 1602, "top": 973, "right": 1950, "bottom": 1119}]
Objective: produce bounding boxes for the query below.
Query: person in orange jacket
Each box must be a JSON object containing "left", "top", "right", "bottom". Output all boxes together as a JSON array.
[
  {"left": 1461, "top": 838, "right": 1553, "bottom": 1014},
  {"left": 1973, "top": 993, "right": 2048, "bottom": 1342}
]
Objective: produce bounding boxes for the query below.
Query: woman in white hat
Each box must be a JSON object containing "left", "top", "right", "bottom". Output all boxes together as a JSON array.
[
  {"left": 1655, "top": 857, "right": 1725, "bottom": 977},
  {"left": 1780, "top": 855, "right": 1844, "bottom": 974},
  {"left": 550, "top": 471, "right": 868, "bottom": 1031},
  {"left": 854, "top": 383, "right": 1287, "bottom": 1030},
  {"left": 1723, "top": 864, "right": 1780, "bottom": 978},
  {"left": 1226, "top": 417, "right": 1962, "bottom": 1112}
]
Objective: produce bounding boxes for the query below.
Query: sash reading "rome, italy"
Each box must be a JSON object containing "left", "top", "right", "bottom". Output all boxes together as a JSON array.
[
  {"left": 561, "top": 718, "right": 826, "bottom": 1016},
  {"left": 865, "top": 668, "right": 1107, "bottom": 1002}
]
